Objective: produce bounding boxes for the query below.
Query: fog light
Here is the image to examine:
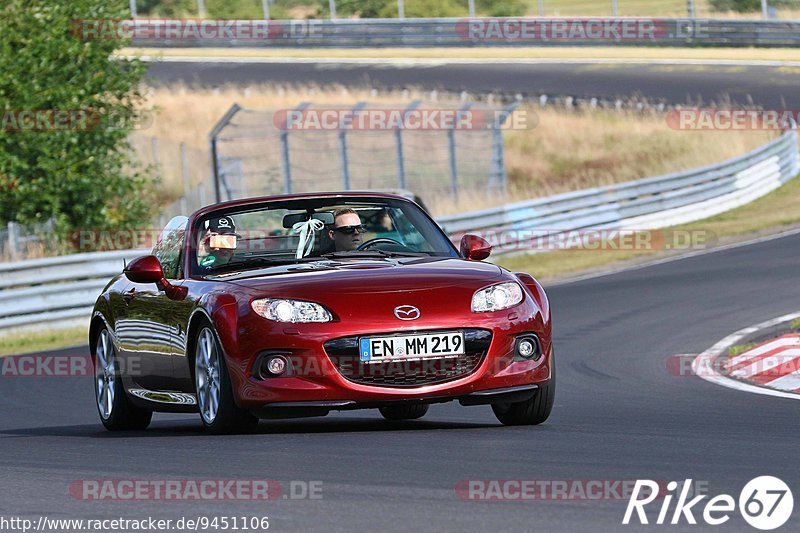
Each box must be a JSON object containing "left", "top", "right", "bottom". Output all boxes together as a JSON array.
[
  {"left": 518, "top": 339, "right": 535, "bottom": 358},
  {"left": 265, "top": 355, "right": 288, "bottom": 376},
  {"left": 515, "top": 335, "right": 541, "bottom": 360}
]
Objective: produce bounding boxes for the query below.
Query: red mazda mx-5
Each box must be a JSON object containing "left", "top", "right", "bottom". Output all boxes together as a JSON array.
[{"left": 90, "top": 192, "right": 554, "bottom": 434}]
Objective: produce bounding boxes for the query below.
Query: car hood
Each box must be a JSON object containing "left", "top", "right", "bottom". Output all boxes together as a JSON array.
[{"left": 209, "top": 257, "right": 505, "bottom": 295}]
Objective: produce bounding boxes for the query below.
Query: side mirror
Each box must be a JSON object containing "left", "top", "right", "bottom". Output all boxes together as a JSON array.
[
  {"left": 124, "top": 255, "right": 164, "bottom": 284},
  {"left": 460, "top": 234, "right": 492, "bottom": 261},
  {"left": 123, "top": 255, "right": 186, "bottom": 300}
]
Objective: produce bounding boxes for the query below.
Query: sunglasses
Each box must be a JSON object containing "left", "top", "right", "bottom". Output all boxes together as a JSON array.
[{"left": 333, "top": 225, "right": 367, "bottom": 235}]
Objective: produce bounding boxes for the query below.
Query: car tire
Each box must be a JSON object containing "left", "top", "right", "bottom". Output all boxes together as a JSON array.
[
  {"left": 193, "top": 322, "right": 259, "bottom": 435},
  {"left": 492, "top": 349, "right": 555, "bottom": 426},
  {"left": 94, "top": 327, "right": 152, "bottom": 431},
  {"left": 379, "top": 404, "right": 429, "bottom": 421}
]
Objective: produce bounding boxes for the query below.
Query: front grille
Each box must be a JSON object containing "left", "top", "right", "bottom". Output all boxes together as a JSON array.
[{"left": 324, "top": 329, "right": 492, "bottom": 387}]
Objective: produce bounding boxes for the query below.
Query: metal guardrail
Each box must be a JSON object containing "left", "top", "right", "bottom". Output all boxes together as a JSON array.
[
  {"left": 0, "top": 250, "right": 145, "bottom": 331},
  {"left": 439, "top": 130, "right": 799, "bottom": 252},
  {"left": 123, "top": 18, "right": 800, "bottom": 48},
  {"left": 0, "top": 130, "right": 797, "bottom": 333}
]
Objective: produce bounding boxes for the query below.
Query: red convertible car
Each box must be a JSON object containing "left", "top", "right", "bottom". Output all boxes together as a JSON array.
[{"left": 91, "top": 193, "right": 553, "bottom": 433}]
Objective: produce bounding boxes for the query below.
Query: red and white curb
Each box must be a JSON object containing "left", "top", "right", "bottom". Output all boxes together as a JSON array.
[{"left": 692, "top": 311, "right": 800, "bottom": 400}]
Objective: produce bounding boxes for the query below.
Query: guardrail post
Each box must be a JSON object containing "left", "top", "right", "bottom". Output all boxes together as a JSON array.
[
  {"left": 395, "top": 100, "right": 421, "bottom": 190},
  {"left": 468, "top": 0, "right": 475, "bottom": 18},
  {"left": 329, "top": 0, "right": 337, "bottom": 20},
  {"left": 687, "top": 0, "right": 695, "bottom": 18},
  {"left": 281, "top": 102, "right": 311, "bottom": 194},
  {"left": 612, "top": 0, "right": 618, "bottom": 16},
  {"left": 538, "top": 0, "right": 544, "bottom": 16},
  {"left": 197, "top": 0, "right": 207, "bottom": 18},
  {"left": 262, "top": 0, "right": 270, "bottom": 19},
  {"left": 129, "top": 0, "right": 137, "bottom": 18},
  {"left": 762, "top": 0, "right": 769, "bottom": 19},
  {"left": 7, "top": 222, "right": 19, "bottom": 261},
  {"left": 397, "top": 0, "right": 405, "bottom": 19},
  {"left": 340, "top": 102, "right": 366, "bottom": 191},
  {"left": 208, "top": 103, "right": 242, "bottom": 203}
]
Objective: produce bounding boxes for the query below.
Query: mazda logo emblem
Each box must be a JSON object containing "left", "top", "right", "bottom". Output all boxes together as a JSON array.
[{"left": 394, "top": 305, "right": 420, "bottom": 321}]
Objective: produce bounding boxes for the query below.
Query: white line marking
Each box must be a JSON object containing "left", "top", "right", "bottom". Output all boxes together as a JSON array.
[{"left": 692, "top": 312, "right": 800, "bottom": 401}]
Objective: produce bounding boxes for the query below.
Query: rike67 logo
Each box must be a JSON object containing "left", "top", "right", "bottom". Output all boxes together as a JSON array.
[{"left": 623, "top": 477, "right": 793, "bottom": 530}]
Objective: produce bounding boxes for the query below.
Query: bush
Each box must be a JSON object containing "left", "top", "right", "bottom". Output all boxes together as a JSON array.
[{"left": 0, "top": 0, "right": 155, "bottom": 247}]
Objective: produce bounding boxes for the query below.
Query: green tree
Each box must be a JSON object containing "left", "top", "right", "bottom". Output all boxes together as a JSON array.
[{"left": 0, "top": 0, "right": 154, "bottom": 247}]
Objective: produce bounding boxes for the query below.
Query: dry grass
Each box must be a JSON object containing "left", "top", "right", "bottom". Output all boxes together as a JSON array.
[
  {"left": 137, "top": 84, "right": 773, "bottom": 215},
  {"left": 504, "top": 110, "right": 772, "bottom": 200}
]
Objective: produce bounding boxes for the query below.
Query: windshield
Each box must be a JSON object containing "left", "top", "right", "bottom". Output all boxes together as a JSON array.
[{"left": 191, "top": 197, "right": 458, "bottom": 275}]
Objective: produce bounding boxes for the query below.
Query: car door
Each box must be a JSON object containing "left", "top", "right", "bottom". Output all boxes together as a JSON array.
[{"left": 120, "top": 217, "right": 188, "bottom": 391}]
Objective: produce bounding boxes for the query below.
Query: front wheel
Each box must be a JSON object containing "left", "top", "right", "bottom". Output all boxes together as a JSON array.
[
  {"left": 492, "top": 350, "right": 555, "bottom": 426},
  {"left": 94, "top": 328, "right": 152, "bottom": 431},
  {"left": 194, "top": 324, "right": 258, "bottom": 435}
]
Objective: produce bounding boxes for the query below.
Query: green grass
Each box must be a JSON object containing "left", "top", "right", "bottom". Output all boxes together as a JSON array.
[
  {"left": 728, "top": 342, "right": 759, "bottom": 357},
  {"left": 498, "top": 171, "right": 800, "bottom": 281},
  {"left": 0, "top": 327, "right": 87, "bottom": 357}
]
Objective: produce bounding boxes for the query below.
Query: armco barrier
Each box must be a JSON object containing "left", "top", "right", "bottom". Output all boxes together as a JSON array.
[
  {"left": 0, "top": 130, "right": 797, "bottom": 332},
  {"left": 114, "top": 18, "right": 800, "bottom": 48},
  {"left": 438, "top": 129, "right": 799, "bottom": 251},
  {"left": 0, "top": 250, "right": 146, "bottom": 331}
]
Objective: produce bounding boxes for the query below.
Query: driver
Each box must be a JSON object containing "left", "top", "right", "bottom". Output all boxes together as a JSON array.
[
  {"left": 197, "top": 216, "right": 238, "bottom": 268},
  {"left": 328, "top": 208, "right": 366, "bottom": 252}
]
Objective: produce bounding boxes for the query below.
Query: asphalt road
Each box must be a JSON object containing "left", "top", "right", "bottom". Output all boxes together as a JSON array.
[
  {"left": 1, "top": 232, "right": 799, "bottom": 532},
  {"left": 147, "top": 60, "right": 800, "bottom": 108}
]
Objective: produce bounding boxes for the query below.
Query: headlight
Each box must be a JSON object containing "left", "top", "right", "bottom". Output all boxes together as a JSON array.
[
  {"left": 471, "top": 282, "right": 524, "bottom": 313},
  {"left": 251, "top": 299, "right": 333, "bottom": 323}
]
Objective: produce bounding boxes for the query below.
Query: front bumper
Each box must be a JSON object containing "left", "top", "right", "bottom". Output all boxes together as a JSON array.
[
  {"left": 251, "top": 384, "right": 539, "bottom": 418},
  {"left": 222, "top": 298, "right": 551, "bottom": 410}
]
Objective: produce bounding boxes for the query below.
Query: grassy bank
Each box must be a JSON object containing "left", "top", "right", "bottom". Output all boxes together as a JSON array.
[
  {"left": 0, "top": 327, "right": 87, "bottom": 357},
  {"left": 497, "top": 171, "right": 800, "bottom": 281}
]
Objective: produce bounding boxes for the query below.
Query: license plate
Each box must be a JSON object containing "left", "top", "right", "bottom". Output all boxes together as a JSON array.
[{"left": 359, "top": 332, "right": 465, "bottom": 362}]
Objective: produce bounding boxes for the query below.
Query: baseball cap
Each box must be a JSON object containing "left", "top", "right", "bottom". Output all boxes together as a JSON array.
[{"left": 207, "top": 216, "right": 238, "bottom": 235}]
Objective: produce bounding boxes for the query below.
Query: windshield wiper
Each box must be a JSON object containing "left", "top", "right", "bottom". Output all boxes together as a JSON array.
[{"left": 321, "top": 250, "right": 428, "bottom": 259}]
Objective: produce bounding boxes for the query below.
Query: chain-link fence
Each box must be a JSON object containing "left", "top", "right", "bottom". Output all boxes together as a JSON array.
[
  {"left": 129, "top": 134, "right": 214, "bottom": 227},
  {"left": 211, "top": 102, "right": 517, "bottom": 212}
]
